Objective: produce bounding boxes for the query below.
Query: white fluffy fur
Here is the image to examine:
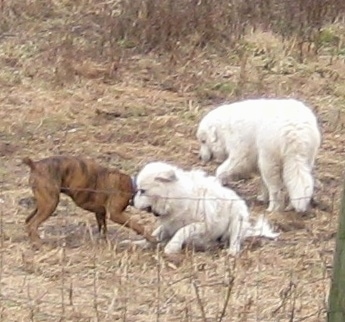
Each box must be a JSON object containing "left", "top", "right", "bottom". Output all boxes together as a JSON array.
[
  {"left": 130, "top": 162, "right": 278, "bottom": 255},
  {"left": 197, "top": 98, "right": 321, "bottom": 213}
]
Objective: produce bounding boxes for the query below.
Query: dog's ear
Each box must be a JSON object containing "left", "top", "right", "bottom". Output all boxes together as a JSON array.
[
  {"left": 209, "top": 125, "right": 218, "bottom": 143},
  {"left": 154, "top": 169, "right": 177, "bottom": 183}
]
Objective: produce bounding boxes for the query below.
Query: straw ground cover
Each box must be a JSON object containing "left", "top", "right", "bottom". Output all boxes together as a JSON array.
[{"left": 1, "top": 1, "right": 345, "bottom": 321}]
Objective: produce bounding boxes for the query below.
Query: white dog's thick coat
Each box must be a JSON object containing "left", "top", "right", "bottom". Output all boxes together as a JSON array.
[
  {"left": 132, "top": 162, "right": 278, "bottom": 255},
  {"left": 197, "top": 99, "right": 321, "bottom": 212}
]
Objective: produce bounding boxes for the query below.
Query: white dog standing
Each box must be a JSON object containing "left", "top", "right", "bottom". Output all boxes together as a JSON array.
[
  {"left": 197, "top": 98, "right": 321, "bottom": 213},
  {"left": 130, "top": 162, "right": 278, "bottom": 255}
]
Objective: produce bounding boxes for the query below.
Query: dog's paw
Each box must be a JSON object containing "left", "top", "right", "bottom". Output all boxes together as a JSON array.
[
  {"left": 257, "top": 194, "right": 264, "bottom": 202},
  {"left": 267, "top": 201, "right": 284, "bottom": 213},
  {"left": 284, "top": 203, "right": 294, "bottom": 212},
  {"left": 164, "top": 244, "right": 182, "bottom": 255},
  {"left": 257, "top": 193, "right": 268, "bottom": 203},
  {"left": 163, "top": 253, "right": 184, "bottom": 267},
  {"left": 30, "top": 239, "right": 44, "bottom": 251},
  {"left": 119, "top": 239, "right": 151, "bottom": 249},
  {"left": 227, "top": 246, "right": 241, "bottom": 257}
]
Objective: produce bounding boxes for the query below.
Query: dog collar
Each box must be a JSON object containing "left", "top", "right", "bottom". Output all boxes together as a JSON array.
[
  {"left": 131, "top": 176, "right": 137, "bottom": 192},
  {"left": 129, "top": 176, "right": 137, "bottom": 206}
]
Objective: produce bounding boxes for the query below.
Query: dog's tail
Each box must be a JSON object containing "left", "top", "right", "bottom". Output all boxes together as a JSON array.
[
  {"left": 283, "top": 156, "right": 314, "bottom": 213},
  {"left": 244, "top": 215, "right": 279, "bottom": 239},
  {"left": 22, "top": 157, "right": 35, "bottom": 170}
]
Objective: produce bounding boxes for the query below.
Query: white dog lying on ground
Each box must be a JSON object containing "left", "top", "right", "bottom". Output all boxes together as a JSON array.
[
  {"left": 126, "top": 162, "right": 279, "bottom": 255},
  {"left": 197, "top": 98, "right": 321, "bottom": 213}
]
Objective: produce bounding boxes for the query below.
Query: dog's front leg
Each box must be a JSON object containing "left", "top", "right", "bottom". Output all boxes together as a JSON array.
[
  {"left": 151, "top": 225, "right": 170, "bottom": 242},
  {"left": 216, "top": 158, "right": 244, "bottom": 185},
  {"left": 257, "top": 178, "right": 269, "bottom": 203},
  {"left": 109, "top": 211, "right": 157, "bottom": 243},
  {"left": 164, "top": 223, "right": 206, "bottom": 254},
  {"left": 216, "top": 158, "right": 233, "bottom": 186},
  {"left": 120, "top": 225, "right": 167, "bottom": 249},
  {"left": 228, "top": 218, "right": 245, "bottom": 256},
  {"left": 216, "top": 153, "right": 254, "bottom": 186},
  {"left": 26, "top": 193, "right": 59, "bottom": 249}
]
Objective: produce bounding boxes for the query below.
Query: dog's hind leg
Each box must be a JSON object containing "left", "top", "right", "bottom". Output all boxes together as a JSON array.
[
  {"left": 257, "top": 178, "right": 269, "bottom": 203},
  {"left": 25, "top": 207, "right": 38, "bottom": 224},
  {"left": 258, "top": 154, "right": 285, "bottom": 212},
  {"left": 26, "top": 189, "right": 59, "bottom": 248},
  {"left": 164, "top": 222, "right": 207, "bottom": 254}
]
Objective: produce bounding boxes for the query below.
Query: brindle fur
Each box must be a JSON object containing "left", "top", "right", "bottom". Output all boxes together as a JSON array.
[{"left": 22, "top": 156, "right": 155, "bottom": 248}]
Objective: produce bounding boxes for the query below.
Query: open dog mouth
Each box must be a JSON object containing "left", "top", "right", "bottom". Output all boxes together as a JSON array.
[
  {"left": 143, "top": 206, "right": 160, "bottom": 217},
  {"left": 143, "top": 206, "right": 152, "bottom": 213}
]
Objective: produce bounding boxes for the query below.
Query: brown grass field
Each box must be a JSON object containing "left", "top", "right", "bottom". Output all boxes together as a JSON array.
[{"left": 0, "top": 1, "right": 345, "bottom": 321}]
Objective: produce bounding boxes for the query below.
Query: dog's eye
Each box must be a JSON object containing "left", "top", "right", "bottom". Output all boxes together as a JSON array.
[
  {"left": 138, "top": 189, "right": 146, "bottom": 195},
  {"left": 200, "top": 139, "right": 206, "bottom": 144}
]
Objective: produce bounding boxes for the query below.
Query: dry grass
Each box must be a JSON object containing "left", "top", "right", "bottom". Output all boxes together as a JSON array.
[{"left": 1, "top": 1, "right": 345, "bottom": 321}]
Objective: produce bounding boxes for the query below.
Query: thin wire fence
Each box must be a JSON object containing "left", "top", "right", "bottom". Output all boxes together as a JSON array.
[
  {"left": 0, "top": 186, "right": 337, "bottom": 322},
  {"left": 25, "top": 183, "right": 322, "bottom": 203}
]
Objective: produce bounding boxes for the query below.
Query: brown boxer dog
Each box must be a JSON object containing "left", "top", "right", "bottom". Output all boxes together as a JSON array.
[{"left": 22, "top": 156, "right": 155, "bottom": 248}]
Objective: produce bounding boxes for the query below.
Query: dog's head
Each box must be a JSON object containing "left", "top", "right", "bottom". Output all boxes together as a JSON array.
[
  {"left": 133, "top": 162, "right": 178, "bottom": 217},
  {"left": 197, "top": 121, "right": 227, "bottom": 163}
]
